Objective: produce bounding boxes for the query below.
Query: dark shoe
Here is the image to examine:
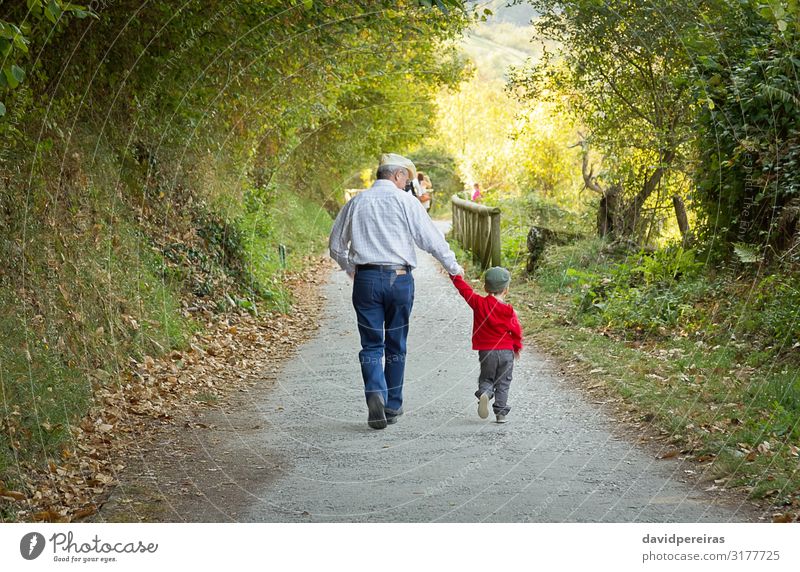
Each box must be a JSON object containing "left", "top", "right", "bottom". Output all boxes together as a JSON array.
[
  {"left": 385, "top": 408, "right": 402, "bottom": 426},
  {"left": 367, "top": 394, "right": 387, "bottom": 430}
]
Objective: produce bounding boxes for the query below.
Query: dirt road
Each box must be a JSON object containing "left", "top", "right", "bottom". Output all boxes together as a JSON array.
[{"left": 98, "top": 222, "right": 761, "bottom": 523}]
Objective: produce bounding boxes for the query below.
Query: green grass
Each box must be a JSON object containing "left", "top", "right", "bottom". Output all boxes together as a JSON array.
[
  {"left": 194, "top": 392, "right": 219, "bottom": 405},
  {"left": 239, "top": 189, "right": 332, "bottom": 312},
  {"left": 0, "top": 296, "right": 91, "bottom": 483},
  {"left": 0, "top": 148, "right": 332, "bottom": 512},
  {"left": 0, "top": 216, "right": 194, "bottom": 494}
]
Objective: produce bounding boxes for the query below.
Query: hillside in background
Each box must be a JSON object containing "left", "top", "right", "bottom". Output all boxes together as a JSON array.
[
  {"left": 473, "top": 0, "right": 538, "bottom": 25},
  {"left": 462, "top": 1, "right": 543, "bottom": 79}
]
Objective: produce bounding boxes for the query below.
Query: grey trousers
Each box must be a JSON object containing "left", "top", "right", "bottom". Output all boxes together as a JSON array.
[{"left": 475, "top": 349, "right": 514, "bottom": 415}]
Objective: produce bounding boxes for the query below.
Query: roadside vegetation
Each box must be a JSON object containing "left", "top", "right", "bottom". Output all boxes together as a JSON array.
[
  {"left": 443, "top": 1, "right": 800, "bottom": 519},
  {"left": 0, "top": 0, "right": 472, "bottom": 520}
]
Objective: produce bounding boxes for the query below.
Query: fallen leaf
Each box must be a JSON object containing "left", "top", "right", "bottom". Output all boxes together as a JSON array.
[
  {"left": 32, "top": 510, "right": 61, "bottom": 522},
  {"left": 772, "top": 513, "right": 793, "bottom": 523},
  {"left": 71, "top": 506, "right": 97, "bottom": 520}
]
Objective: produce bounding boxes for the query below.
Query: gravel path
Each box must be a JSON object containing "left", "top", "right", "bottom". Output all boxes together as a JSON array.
[{"left": 234, "top": 222, "right": 755, "bottom": 523}]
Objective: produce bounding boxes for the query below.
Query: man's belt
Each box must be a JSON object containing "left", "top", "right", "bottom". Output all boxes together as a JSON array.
[{"left": 356, "top": 264, "right": 411, "bottom": 272}]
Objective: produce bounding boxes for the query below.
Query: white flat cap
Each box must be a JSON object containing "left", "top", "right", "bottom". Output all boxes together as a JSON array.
[{"left": 379, "top": 153, "right": 417, "bottom": 179}]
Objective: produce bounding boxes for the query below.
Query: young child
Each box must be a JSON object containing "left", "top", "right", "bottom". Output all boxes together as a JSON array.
[{"left": 450, "top": 267, "right": 523, "bottom": 423}]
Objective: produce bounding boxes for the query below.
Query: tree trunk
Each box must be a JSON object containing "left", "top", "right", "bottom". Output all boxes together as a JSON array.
[
  {"left": 672, "top": 195, "right": 691, "bottom": 244},
  {"left": 597, "top": 185, "right": 621, "bottom": 238},
  {"left": 774, "top": 197, "right": 800, "bottom": 257},
  {"left": 619, "top": 148, "right": 676, "bottom": 237}
]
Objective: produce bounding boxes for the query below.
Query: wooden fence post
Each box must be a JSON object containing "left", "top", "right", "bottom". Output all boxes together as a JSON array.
[
  {"left": 490, "top": 213, "right": 501, "bottom": 267},
  {"left": 450, "top": 195, "right": 502, "bottom": 270}
]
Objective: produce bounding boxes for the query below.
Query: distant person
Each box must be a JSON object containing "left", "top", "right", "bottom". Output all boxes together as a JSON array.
[
  {"left": 417, "top": 172, "right": 432, "bottom": 214},
  {"left": 407, "top": 173, "right": 422, "bottom": 198},
  {"left": 449, "top": 267, "right": 523, "bottom": 423},
  {"left": 471, "top": 182, "right": 483, "bottom": 203},
  {"left": 329, "top": 153, "right": 464, "bottom": 429}
]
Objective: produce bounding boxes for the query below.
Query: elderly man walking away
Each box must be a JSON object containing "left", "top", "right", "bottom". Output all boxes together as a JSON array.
[{"left": 329, "top": 153, "right": 464, "bottom": 429}]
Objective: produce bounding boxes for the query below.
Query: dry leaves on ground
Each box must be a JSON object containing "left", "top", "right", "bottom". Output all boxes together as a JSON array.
[{"left": 5, "top": 256, "right": 333, "bottom": 522}]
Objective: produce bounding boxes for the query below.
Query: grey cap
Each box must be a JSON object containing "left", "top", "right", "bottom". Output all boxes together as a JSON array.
[{"left": 484, "top": 266, "right": 511, "bottom": 293}]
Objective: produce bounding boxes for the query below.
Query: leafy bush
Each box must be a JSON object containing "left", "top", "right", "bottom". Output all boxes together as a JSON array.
[
  {"left": 540, "top": 244, "right": 705, "bottom": 332},
  {"left": 500, "top": 226, "right": 529, "bottom": 271},
  {"left": 736, "top": 274, "right": 800, "bottom": 347},
  {"left": 534, "top": 237, "right": 608, "bottom": 294},
  {"left": 535, "top": 235, "right": 800, "bottom": 355},
  {"left": 633, "top": 246, "right": 703, "bottom": 284},
  {"left": 488, "top": 191, "right": 593, "bottom": 274},
  {"left": 692, "top": 2, "right": 800, "bottom": 251}
]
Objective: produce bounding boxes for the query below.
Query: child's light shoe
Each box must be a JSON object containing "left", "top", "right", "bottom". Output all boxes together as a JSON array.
[{"left": 478, "top": 393, "right": 490, "bottom": 419}]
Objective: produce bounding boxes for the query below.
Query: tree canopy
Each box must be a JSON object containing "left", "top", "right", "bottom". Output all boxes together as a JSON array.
[
  {"left": 510, "top": 0, "right": 800, "bottom": 257},
  {"left": 1, "top": 1, "right": 474, "bottom": 207}
]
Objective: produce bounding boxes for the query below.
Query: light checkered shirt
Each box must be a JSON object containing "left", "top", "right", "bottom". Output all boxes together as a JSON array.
[{"left": 329, "top": 179, "right": 463, "bottom": 276}]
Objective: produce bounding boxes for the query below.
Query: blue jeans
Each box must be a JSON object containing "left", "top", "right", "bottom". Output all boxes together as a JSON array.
[{"left": 352, "top": 267, "right": 415, "bottom": 414}]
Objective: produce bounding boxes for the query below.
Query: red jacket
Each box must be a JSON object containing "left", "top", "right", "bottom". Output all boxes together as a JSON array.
[{"left": 450, "top": 274, "right": 523, "bottom": 353}]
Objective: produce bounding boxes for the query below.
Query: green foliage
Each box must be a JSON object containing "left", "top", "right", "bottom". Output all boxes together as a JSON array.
[
  {"left": 435, "top": 66, "right": 519, "bottom": 189},
  {"left": 512, "top": 0, "right": 697, "bottom": 240},
  {"left": 633, "top": 247, "right": 703, "bottom": 285},
  {"left": 737, "top": 273, "right": 800, "bottom": 347},
  {"left": 434, "top": 66, "right": 586, "bottom": 204},
  {"left": 239, "top": 188, "right": 333, "bottom": 312},
  {"left": 482, "top": 190, "right": 592, "bottom": 274},
  {"left": 511, "top": 102, "right": 584, "bottom": 201},
  {"left": 539, "top": 242, "right": 705, "bottom": 332},
  {"left": 512, "top": 193, "right": 590, "bottom": 234},
  {"left": 536, "top": 234, "right": 799, "bottom": 357},
  {"left": 507, "top": 0, "right": 800, "bottom": 250},
  {"left": 692, "top": 0, "right": 800, "bottom": 251},
  {"left": 530, "top": 237, "right": 607, "bottom": 294},
  {"left": 733, "top": 243, "right": 764, "bottom": 264},
  {"left": 0, "top": 0, "right": 474, "bottom": 497},
  {"left": 0, "top": 1, "right": 94, "bottom": 117},
  {"left": 500, "top": 227, "right": 529, "bottom": 271}
]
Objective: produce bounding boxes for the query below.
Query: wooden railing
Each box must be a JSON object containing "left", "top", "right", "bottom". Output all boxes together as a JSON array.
[{"left": 450, "top": 194, "right": 501, "bottom": 269}]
